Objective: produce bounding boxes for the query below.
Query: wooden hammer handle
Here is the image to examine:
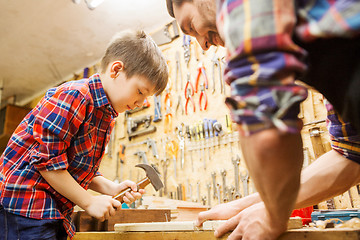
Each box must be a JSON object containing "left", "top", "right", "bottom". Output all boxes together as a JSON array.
[{"left": 113, "top": 177, "right": 150, "bottom": 203}]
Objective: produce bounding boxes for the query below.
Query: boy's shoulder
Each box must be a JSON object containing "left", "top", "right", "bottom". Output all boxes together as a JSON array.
[{"left": 46, "top": 79, "right": 92, "bottom": 100}]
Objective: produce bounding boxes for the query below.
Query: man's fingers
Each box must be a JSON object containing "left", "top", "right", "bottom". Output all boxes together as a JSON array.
[
  {"left": 196, "top": 210, "right": 213, "bottom": 226},
  {"left": 226, "top": 223, "right": 244, "bottom": 240},
  {"left": 214, "top": 216, "right": 240, "bottom": 238}
]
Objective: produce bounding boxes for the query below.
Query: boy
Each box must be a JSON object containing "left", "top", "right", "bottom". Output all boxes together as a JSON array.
[{"left": 0, "top": 29, "right": 168, "bottom": 240}]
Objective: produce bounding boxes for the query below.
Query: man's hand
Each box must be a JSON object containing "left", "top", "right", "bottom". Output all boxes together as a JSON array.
[
  {"left": 85, "top": 195, "right": 121, "bottom": 222},
  {"left": 113, "top": 180, "right": 145, "bottom": 204},
  {"left": 196, "top": 193, "right": 261, "bottom": 226},
  {"left": 214, "top": 202, "right": 286, "bottom": 240}
]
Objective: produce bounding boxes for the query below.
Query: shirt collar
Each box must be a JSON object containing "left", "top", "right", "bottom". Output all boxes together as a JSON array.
[{"left": 88, "top": 74, "right": 118, "bottom": 118}]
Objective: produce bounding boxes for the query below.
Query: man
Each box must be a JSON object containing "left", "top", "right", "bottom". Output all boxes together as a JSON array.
[{"left": 166, "top": 0, "right": 360, "bottom": 239}]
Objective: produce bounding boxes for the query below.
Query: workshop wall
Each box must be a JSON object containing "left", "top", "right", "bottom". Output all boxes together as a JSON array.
[{"left": 99, "top": 35, "right": 243, "bottom": 207}]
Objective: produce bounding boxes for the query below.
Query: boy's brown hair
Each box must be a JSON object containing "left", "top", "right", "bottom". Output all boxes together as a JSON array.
[{"left": 100, "top": 30, "right": 168, "bottom": 96}]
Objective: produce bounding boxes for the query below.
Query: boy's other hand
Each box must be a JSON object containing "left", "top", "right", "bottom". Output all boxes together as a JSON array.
[
  {"left": 114, "top": 180, "right": 145, "bottom": 204},
  {"left": 85, "top": 195, "right": 121, "bottom": 222}
]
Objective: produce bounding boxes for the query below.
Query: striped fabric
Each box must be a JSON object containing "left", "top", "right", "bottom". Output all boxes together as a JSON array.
[
  {"left": 326, "top": 101, "right": 360, "bottom": 164},
  {"left": 216, "top": 0, "right": 360, "bottom": 136},
  {"left": 0, "top": 74, "right": 117, "bottom": 239}
]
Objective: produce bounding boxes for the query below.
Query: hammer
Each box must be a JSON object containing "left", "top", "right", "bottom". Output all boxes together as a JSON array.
[{"left": 113, "top": 163, "right": 164, "bottom": 203}]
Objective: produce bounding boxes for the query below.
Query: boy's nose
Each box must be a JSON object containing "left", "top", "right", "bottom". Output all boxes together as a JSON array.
[{"left": 198, "top": 38, "right": 210, "bottom": 51}]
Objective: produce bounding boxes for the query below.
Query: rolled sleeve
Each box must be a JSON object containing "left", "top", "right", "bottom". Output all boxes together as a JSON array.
[
  {"left": 32, "top": 151, "right": 69, "bottom": 171},
  {"left": 217, "top": 0, "right": 308, "bottom": 135}
]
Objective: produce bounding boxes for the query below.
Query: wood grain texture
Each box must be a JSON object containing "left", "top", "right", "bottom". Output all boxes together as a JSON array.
[
  {"left": 113, "top": 219, "right": 302, "bottom": 232},
  {"left": 72, "top": 228, "right": 360, "bottom": 240}
]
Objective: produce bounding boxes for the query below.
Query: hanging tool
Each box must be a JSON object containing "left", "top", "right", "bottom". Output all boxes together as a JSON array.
[
  {"left": 176, "top": 124, "right": 185, "bottom": 169},
  {"left": 184, "top": 73, "right": 195, "bottom": 115},
  {"left": 114, "top": 144, "right": 126, "bottom": 184},
  {"left": 221, "top": 169, "right": 228, "bottom": 202},
  {"left": 198, "top": 121, "right": 206, "bottom": 170},
  {"left": 203, "top": 119, "right": 211, "bottom": 163},
  {"left": 199, "top": 83, "right": 208, "bottom": 111},
  {"left": 185, "top": 88, "right": 196, "bottom": 115},
  {"left": 166, "top": 140, "right": 179, "bottom": 179},
  {"left": 211, "top": 50, "right": 222, "bottom": 94},
  {"left": 184, "top": 73, "right": 195, "bottom": 98},
  {"left": 126, "top": 115, "right": 156, "bottom": 140},
  {"left": 185, "top": 125, "right": 194, "bottom": 172},
  {"left": 153, "top": 95, "right": 162, "bottom": 122},
  {"left": 182, "top": 34, "right": 191, "bottom": 67},
  {"left": 207, "top": 183, "right": 211, "bottom": 206},
  {"left": 127, "top": 138, "right": 159, "bottom": 159},
  {"left": 240, "top": 169, "right": 249, "bottom": 196},
  {"left": 175, "top": 95, "right": 184, "bottom": 115},
  {"left": 211, "top": 172, "right": 217, "bottom": 199},
  {"left": 175, "top": 51, "right": 183, "bottom": 91},
  {"left": 160, "top": 137, "right": 170, "bottom": 196},
  {"left": 113, "top": 164, "right": 163, "bottom": 203},
  {"left": 164, "top": 84, "right": 172, "bottom": 133},
  {"left": 232, "top": 155, "right": 241, "bottom": 199},
  {"left": 160, "top": 158, "right": 170, "bottom": 196},
  {"left": 195, "top": 62, "right": 209, "bottom": 93}
]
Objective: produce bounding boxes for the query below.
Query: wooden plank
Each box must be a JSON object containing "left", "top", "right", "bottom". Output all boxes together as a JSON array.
[
  {"left": 72, "top": 209, "right": 171, "bottom": 232},
  {"left": 72, "top": 228, "right": 360, "bottom": 240},
  {"left": 114, "top": 219, "right": 302, "bottom": 232}
]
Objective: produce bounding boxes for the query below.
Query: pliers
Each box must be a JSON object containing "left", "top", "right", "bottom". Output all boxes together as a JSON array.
[
  {"left": 199, "top": 83, "right": 208, "bottom": 111},
  {"left": 195, "top": 62, "right": 208, "bottom": 93},
  {"left": 184, "top": 72, "right": 194, "bottom": 98},
  {"left": 185, "top": 88, "right": 195, "bottom": 115}
]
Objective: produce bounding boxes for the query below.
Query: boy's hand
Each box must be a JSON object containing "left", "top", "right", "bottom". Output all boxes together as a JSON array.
[
  {"left": 85, "top": 195, "right": 121, "bottom": 222},
  {"left": 113, "top": 180, "right": 145, "bottom": 204}
]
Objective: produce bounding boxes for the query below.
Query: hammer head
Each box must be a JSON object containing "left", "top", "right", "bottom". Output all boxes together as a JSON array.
[{"left": 135, "top": 164, "right": 164, "bottom": 191}]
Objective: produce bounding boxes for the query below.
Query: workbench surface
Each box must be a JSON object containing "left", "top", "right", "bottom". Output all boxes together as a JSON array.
[{"left": 72, "top": 228, "right": 360, "bottom": 240}]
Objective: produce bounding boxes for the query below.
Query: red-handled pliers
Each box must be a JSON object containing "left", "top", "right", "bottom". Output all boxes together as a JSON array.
[
  {"left": 199, "top": 83, "right": 208, "bottom": 111},
  {"left": 184, "top": 73, "right": 194, "bottom": 98},
  {"left": 195, "top": 62, "right": 208, "bottom": 93}
]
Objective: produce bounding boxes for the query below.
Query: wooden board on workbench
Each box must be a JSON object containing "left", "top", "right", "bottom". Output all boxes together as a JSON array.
[
  {"left": 72, "top": 228, "right": 360, "bottom": 240},
  {"left": 114, "top": 218, "right": 302, "bottom": 232},
  {"left": 72, "top": 209, "right": 171, "bottom": 232}
]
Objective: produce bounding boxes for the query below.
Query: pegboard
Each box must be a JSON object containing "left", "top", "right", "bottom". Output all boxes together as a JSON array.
[{"left": 98, "top": 32, "right": 253, "bottom": 207}]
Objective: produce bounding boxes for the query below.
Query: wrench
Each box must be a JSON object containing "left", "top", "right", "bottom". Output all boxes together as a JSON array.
[
  {"left": 197, "top": 181, "right": 201, "bottom": 203},
  {"left": 240, "top": 169, "right": 249, "bottom": 197},
  {"left": 232, "top": 155, "right": 241, "bottom": 198},
  {"left": 207, "top": 183, "right": 211, "bottom": 206},
  {"left": 176, "top": 124, "right": 185, "bottom": 169},
  {"left": 211, "top": 172, "right": 217, "bottom": 199},
  {"left": 216, "top": 183, "right": 221, "bottom": 204},
  {"left": 221, "top": 169, "right": 228, "bottom": 202}
]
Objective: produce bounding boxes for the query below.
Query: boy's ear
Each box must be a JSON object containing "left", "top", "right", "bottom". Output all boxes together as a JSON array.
[{"left": 110, "top": 61, "right": 124, "bottom": 78}]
